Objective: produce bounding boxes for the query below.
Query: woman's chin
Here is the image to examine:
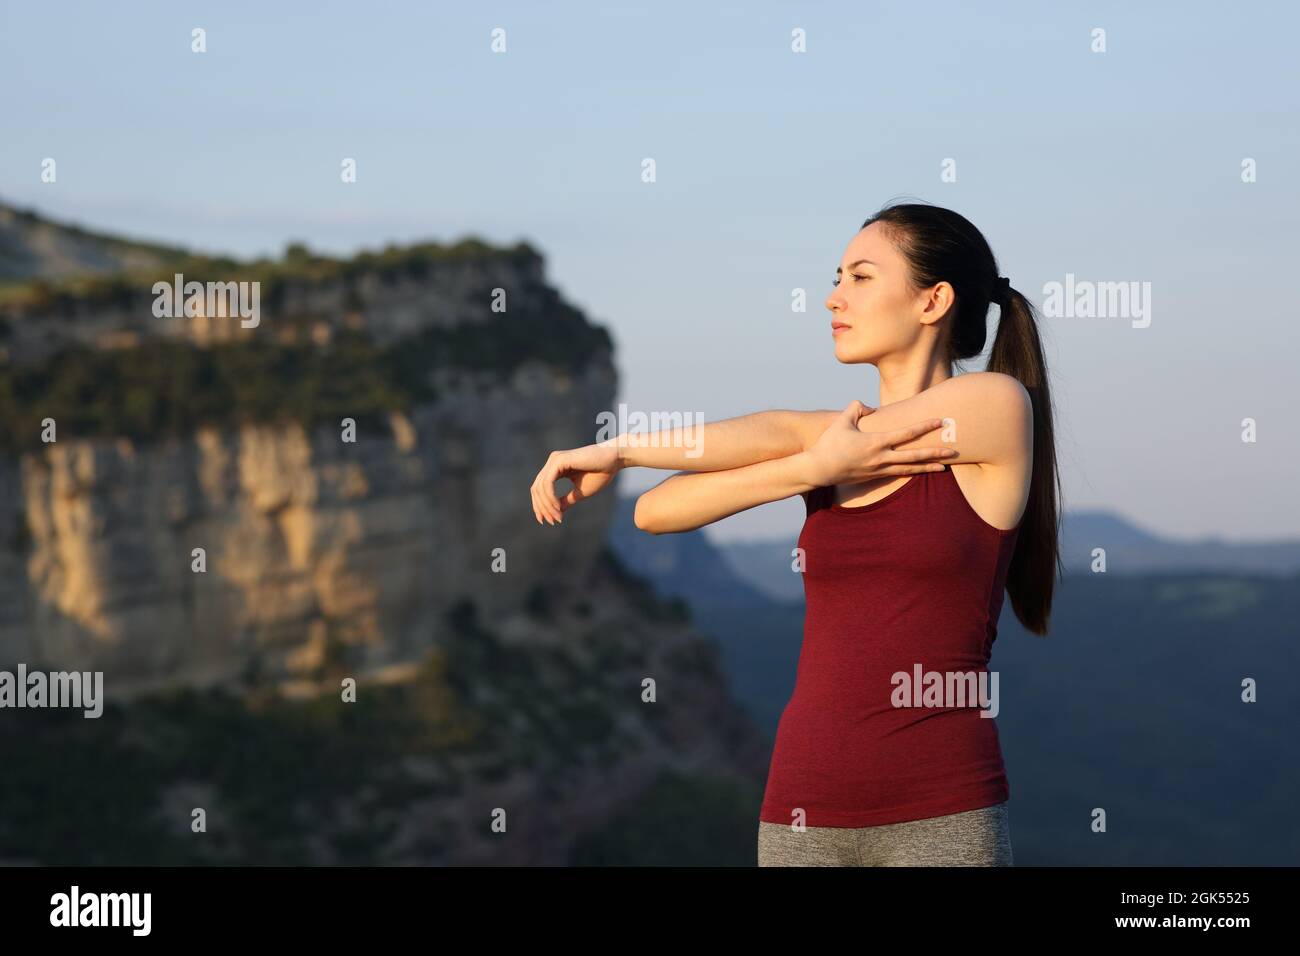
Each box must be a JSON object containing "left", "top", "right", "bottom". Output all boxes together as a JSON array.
[{"left": 833, "top": 341, "right": 875, "bottom": 363}]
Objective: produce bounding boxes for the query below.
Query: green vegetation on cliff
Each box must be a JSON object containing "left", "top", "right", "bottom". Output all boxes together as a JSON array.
[
  {"left": 0, "top": 293, "right": 611, "bottom": 452},
  {"left": 0, "top": 236, "right": 544, "bottom": 310},
  {"left": 0, "top": 333, "right": 410, "bottom": 450}
]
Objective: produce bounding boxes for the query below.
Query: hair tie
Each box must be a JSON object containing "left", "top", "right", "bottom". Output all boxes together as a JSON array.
[{"left": 991, "top": 275, "right": 1011, "bottom": 305}]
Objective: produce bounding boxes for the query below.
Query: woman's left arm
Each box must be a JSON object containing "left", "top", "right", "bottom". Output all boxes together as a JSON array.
[{"left": 837, "top": 372, "right": 1033, "bottom": 469}]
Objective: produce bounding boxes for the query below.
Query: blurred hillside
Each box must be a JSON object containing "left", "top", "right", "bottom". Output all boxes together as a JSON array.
[{"left": 0, "top": 201, "right": 191, "bottom": 281}]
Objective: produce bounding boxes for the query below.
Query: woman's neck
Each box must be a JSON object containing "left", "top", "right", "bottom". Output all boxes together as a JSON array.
[{"left": 878, "top": 361, "right": 952, "bottom": 408}]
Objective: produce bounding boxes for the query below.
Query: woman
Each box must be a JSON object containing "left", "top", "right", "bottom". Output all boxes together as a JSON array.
[{"left": 529, "top": 202, "right": 1060, "bottom": 866}]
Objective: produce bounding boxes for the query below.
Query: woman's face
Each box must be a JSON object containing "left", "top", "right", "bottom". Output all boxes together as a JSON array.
[{"left": 825, "top": 221, "right": 952, "bottom": 364}]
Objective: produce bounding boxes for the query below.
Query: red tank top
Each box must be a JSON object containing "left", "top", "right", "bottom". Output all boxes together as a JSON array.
[{"left": 759, "top": 466, "right": 1020, "bottom": 828}]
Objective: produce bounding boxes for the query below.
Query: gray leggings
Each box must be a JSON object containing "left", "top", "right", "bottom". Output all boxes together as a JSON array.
[{"left": 757, "top": 802, "right": 1013, "bottom": 866}]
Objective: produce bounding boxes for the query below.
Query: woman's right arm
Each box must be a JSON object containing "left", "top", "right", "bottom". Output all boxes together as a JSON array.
[
  {"left": 633, "top": 451, "right": 820, "bottom": 534},
  {"left": 529, "top": 408, "right": 843, "bottom": 525},
  {"left": 610, "top": 408, "right": 841, "bottom": 472}
]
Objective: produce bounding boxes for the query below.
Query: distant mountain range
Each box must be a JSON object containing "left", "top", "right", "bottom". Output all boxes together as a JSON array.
[{"left": 609, "top": 496, "right": 1300, "bottom": 608}]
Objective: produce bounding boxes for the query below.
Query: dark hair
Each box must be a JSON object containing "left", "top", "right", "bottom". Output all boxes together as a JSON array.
[{"left": 861, "top": 201, "right": 1061, "bottom": 636}]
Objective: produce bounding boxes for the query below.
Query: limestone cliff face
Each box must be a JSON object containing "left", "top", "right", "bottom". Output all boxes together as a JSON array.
[
  {"left": 2, "top": 356, "right": 617, "bottom": 698},
  {"left": 0, "top": 217, "right": 628, "bottom": 691},
  {"left": 0, "top": 215, "right": 618, "bottom": 696}
]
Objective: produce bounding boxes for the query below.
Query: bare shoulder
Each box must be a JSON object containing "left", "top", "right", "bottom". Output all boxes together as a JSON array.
[
  {"left": 940, "top": 374, "right": 1033, "bottom": 530},
  {"left": 787, "top": 373, "right": 1031, "bottom": 463},
  {"left": 938, "top": 371, "right": 1031, "bottom": 416}
]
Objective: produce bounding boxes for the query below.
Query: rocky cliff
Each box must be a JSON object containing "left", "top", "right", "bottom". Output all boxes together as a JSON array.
[
  {"left": 0, "top": 206, "right": 619, "bottom": 697},
  {"left": 0, "top": 203, "right": 770, "bottom": 865}
]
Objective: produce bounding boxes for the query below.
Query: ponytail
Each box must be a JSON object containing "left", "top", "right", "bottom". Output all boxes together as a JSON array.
[{"left": 987, "top": 287, "right": 1061, "bottom": 635}]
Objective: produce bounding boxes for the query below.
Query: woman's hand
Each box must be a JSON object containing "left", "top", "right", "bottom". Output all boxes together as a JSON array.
[
  {"left": 529, "top": 442, "right": 623, "bottom": 525},
  {"left": 802, "top": 401, "right": 957, "bottom": 488}
]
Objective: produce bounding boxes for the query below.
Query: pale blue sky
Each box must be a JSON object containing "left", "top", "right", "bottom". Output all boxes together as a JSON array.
[{"left": 2, "top": 0, "right": 1297, "bottom": 541}]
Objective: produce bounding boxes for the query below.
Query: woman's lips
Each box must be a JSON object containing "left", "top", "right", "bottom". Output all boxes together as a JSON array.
[{"left": 831, "top": 323, "right": 851, "bottom": 335}]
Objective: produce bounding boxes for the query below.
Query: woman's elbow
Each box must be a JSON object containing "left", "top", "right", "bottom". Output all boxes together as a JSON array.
[{"left": 633, "top": 492, "right": 663, "bottom": 534}]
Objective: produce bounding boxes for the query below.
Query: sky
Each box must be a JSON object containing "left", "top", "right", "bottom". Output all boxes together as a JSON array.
[{"left": 2, "top": 0, "right": 1297, "bottom": 542}]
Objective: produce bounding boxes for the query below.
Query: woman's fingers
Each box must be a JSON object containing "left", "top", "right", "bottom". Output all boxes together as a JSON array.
[
  {"left": 544, "top": 476, "right": 563, "bottom": 523},
  {"left": 546, "top": 456, "right": 569, "bottom": 523},
  {"left": 881, "top": 462, "right": 948, "bottom": 475},
  {"left": 529, "top": 483, "right": 550, "bottom": 525},
  {"left": 885, "top": 445, "right": 958, "bottom": 464},
  {"left": 530, "top": 459, "right": 563, "bottom": 525},
  {"left": 878, "top": 418, "right": 945, "bottom": 447},
  {"left": 529, "top": 477, "right": 545, "bottom": 524}
]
